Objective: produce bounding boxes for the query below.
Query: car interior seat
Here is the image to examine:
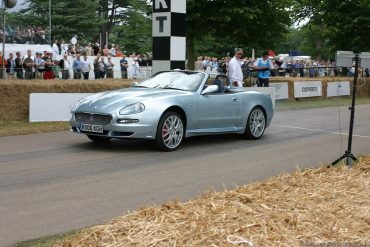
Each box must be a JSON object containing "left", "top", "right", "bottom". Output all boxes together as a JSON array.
[{"left": 212, "top": 79, "right": 224, "bottom": 93}]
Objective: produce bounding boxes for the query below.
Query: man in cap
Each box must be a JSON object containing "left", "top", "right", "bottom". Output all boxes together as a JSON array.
[
  {"left": 34, "top": 52, "right": 45, "bottom": 79},
  {"left": 227, "top": 48, "right": 244, "bottom": 87}
]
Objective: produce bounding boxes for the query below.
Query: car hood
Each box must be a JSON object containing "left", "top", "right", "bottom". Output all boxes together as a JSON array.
[{"left": 75, "top": 88, "right": 188, "bottom": 111}]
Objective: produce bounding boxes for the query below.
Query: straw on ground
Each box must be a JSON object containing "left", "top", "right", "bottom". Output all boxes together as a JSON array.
[{"left": 55, "top": 156, "right": 370, "bottom": 247}]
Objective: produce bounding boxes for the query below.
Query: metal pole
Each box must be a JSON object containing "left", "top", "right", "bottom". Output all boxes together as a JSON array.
[
  {"left": 99, "top": 33, "right": 102, "bottom": 50},
  {"left": 49, "top": 0, "right": 51, "bottom": 43},
  {"left": 345, "top": 54, "right": 359, "bottom": 166},
  {"left": 2, "top": 2, "right": 5, "bottom": 79},
  {"left": 332, "top": 54, "right": 359, "bottom": 166},
  {"left": 106, "top": 31, "right": 108, "bottom": 47}
]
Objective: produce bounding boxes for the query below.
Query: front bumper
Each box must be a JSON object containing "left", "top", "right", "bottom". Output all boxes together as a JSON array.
[{"left": 70, "top": 113, "right": 158, "bottom": 139}]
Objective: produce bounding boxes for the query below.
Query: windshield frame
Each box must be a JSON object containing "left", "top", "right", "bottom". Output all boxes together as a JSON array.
[{"left": 137, "top": 71, "right": 206, "bottom": 92}]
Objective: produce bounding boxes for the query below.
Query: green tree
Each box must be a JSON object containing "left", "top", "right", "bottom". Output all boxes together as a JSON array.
[
  {"left": 277, "top": 25, "right": 333, "bottom": 60},
  {"left": 108, "top": 0, "right": 152, "bottom": 54},
  {"left": 98, "top": 0, "right": 151, "bottom": 48},
  {"left": 186, "top": 0, "right": 293, "bottom": 68},
  {"left": 292, "top": 0, "right": 370, "bottom": 53},
  {"left": 18, "top": 0, "right": 103, "bottom": 44}
]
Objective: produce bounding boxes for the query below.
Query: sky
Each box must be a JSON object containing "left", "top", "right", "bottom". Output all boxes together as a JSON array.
[{"left": 6, "top": 0, "right": 27, "bottom": 12}]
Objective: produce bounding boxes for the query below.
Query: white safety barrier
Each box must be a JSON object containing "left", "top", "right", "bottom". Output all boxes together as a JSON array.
[
  {"left": 294, "top": 81, "right": 322, "bottom": 98},
  {"left": 327, "top": 81, "right": 350, "bottom": 97},
  {"left": 269, "top": 82, "right": 289, "bottom": 100},
  {"left": 59, "top": 56, "right": 152, "bottom": 80},
  {"left": 29, "top": 93, "right": 92, "bottom": 122}
]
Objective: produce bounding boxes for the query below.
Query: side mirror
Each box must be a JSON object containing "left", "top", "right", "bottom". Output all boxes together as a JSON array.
[
  {"left": 201, "top": 85, "right": 218, "bottom": 95},
  {"left": 131, "top": 82, "right": 139, "bottom": 87}
]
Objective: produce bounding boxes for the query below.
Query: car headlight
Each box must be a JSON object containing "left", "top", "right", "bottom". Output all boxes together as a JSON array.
[{"left": 119, "top": 103, "right": 145, "bottom": 115}]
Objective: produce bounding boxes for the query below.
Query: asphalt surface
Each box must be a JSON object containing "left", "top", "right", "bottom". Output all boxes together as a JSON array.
[{"left": 0, "top": 105, "right": 369, "bottom": 246}]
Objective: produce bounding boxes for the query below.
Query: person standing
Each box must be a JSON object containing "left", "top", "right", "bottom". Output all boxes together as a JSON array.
[
  {"left": 98, "top": 56, "right": 106, "bottom": 79},
  {"left": 227, "top": 48, "right": 244, "bottom": 87},
  {"left": 23, "top": 50, "right": 35, "bottom": 80},
  {"left": 15, "top": 51, "right": 23, "bottom": 79},
  {"left": 93, "top": 41, "right": 100, "bottom": 56},
  {"left": 60, "top": 39, "right": 69, "bottom": 55},
  {"left": 59, "top": 54, "right": 70, "bottom": 79},
  {"left": 85, "top": 43, "right": 93, "bottom": 56},
  {"left": 81, "top": 54, "right": 91, "bottom": 80},
  {"left": 6, "top": 53, "right": 16, "bottom": 79},
  {"left": 105, "top": 56, "right": 114, "bottom": 78},
  {"left": 109, "top": 44, "right": 116, "bottom": 57},
  {"left": 42, "top": 52, "right": 54, "bottom": 80},
  {"left": 253, "top": 51, "right": 274, "bottom": 87},
  {"left": 73, "top": 53, "right": 83, "bottom": 79},
  {"left": 52, "top": 39, "right": 60, "bottom": 60},
  {"left": 102, "top": 45, "right": 109, "bottom": 56},
  {"left": 0, "top": 51, "right": 7, "bottom": 79},
  {"left": 132, "top": 57, "right": 140, "bottom": 79},
  {"left": 120, "top": 54, "right": 128, "bottom": 79},
  {"left": 34, "top": 52, "right": 45, "bottom": 79},
  {"left": 5, "top": 53, "right": 14, "bottom": 78},
  {"left": 93, "top": 54, "right": 101, "bottom": 79}
]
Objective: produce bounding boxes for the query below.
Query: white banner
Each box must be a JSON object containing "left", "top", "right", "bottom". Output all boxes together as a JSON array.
[
  {"left": 294, "top": 81, "right": 322, "bottom": 98},
  {"left": 30, "top": 93, "right": 92, "bottom": 122},
  {"left": 327, "top": 81, "right": 350, "bottom": 97},
  {"left": 270, "top": 82, "right": 289, "bottom": 99}
]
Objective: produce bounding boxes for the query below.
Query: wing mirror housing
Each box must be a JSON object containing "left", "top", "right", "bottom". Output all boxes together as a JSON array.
[
  {"left": 201, "top": 85, "right": 219, "bottom": 95},
  {"left": 131, "top": 82, "right": 139, "bottom": 87}
]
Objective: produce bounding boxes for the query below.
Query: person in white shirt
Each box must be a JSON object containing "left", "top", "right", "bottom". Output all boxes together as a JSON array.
[
  {"left": 109, "top": 44, "right": 116, "bottom": 57},
  {"left": 132, "top": 57, "right": 140, "bottom": 79},
  {"left": 60, "top": 54, "right": 70, "bottom": 79},
  {"left": 52, "top": 39, "right": 60, "bottom": 60},
  {"left": 81, "top": 55, "right": 91, "bottom": 80},
  {"left": 227, "top": 48, "right": 244, "bottom": 87},
  {"left": 60, "top": 39, "right": 69, "bottom": 55}
]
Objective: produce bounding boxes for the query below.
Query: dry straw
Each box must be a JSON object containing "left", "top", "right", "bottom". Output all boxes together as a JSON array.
[{"left": 56, "top": 156, "right": 370, "bottom": 247}]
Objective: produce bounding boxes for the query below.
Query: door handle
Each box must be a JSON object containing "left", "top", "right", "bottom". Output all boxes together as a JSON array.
[{"left": 232, "top": 98, "right": 239, "bottom": 102}]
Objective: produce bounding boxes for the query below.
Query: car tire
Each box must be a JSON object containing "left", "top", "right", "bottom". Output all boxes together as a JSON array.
[
  {"left": 156, "top": 111, "right": 185, "bottom": 151},
  {"left": 87, "top": 135, "right": 112, "bottom": 143},
  {"left": 244, "top": 106, "right": 266, "bottom": 139}
]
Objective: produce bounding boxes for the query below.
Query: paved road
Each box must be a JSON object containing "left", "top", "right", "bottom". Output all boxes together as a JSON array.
[{"left": 0, "top": 105, "right": 369, "bottom": 246}]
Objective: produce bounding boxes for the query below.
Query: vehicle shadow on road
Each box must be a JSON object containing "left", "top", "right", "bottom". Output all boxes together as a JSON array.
[{"left": 71, "top": 133, "right": 269, "bottom": 153}]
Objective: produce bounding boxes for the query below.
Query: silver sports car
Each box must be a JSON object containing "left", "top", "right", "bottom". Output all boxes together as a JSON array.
[{"left": 70, "top": 70, "right": 274, "bottom": 151}]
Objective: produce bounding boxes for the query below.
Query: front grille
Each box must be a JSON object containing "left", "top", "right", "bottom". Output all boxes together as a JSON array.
[{"left": 75, "top": 112, "right": 112, "bottom": 125}]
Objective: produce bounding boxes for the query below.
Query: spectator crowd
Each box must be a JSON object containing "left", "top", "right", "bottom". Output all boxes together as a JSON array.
[
  {"left": 0, "top": 39, "right": 153, "bottom": 80},
  {"left": 195, "top": 55, "right": 370, "bottom": 80},
  {"left": 0, "top": 38, "right": 369, "bottom": 81},
  {"left": 1, "top": 26, "right": 47, "bottom": 44}
]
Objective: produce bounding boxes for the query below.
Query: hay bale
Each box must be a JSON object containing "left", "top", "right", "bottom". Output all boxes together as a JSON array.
[
  {"left": 0, "top": 79, "right": 133, "bottom": 122},
  {"left": 54, "top": 156, "right": 370, "bottom": 247},
  {"left": 0, "top": 77, "right": 369, "bottom": 122}
]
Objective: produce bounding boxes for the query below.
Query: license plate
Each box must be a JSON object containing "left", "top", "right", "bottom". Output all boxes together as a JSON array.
[{"left": 80, "top": 123, "right": 104, "bottom": 133}]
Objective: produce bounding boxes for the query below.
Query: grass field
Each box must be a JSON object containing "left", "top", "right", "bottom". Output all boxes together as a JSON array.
[
  {"left": 1, "top": 97, "right": 369, "bottom": 138},
  {"left": 0, "top": 121, "right": 69, "bottom": 137}
]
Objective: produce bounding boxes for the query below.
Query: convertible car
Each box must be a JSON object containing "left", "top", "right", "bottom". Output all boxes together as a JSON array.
[{"left": 70, "top": 70, "right": 274, "bottom": 151}]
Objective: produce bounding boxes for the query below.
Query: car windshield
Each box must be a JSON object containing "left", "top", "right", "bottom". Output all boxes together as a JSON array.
[{"left": 137, "top": 71, "right": 205, "bottom": 92}]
